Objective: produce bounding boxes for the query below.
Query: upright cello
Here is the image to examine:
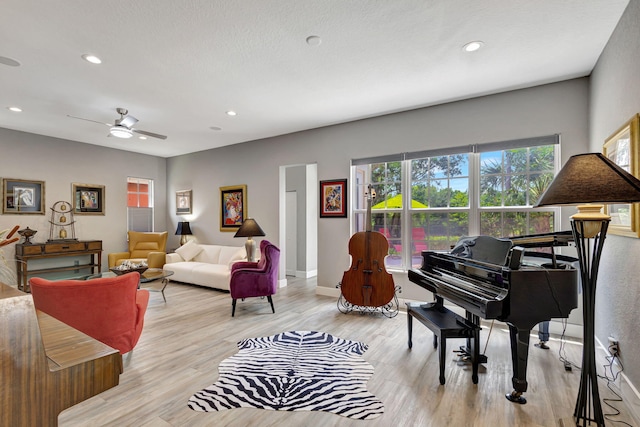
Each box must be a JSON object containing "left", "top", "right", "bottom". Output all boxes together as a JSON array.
[{"left": 340, "top": 185, "right": 396, "bottom": 308}]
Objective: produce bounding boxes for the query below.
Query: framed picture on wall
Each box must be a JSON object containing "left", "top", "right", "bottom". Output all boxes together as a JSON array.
[
  {"left": 176, "top": 189, "right": 192, "bottom": 215},
  {"left": 72, "top": 183, "right": 105, "bottom": 215},
  {"left": 320, "top": 179, "right": 347, "bottom": 218},
  {"left": 603, "top": 113, "right": 640, "bottom": 238},
  {"left": 2, "top": 178, "right": 45, "bottom": 214},
  {"left": 220, "top": 185, "right": 247, "bottom": 231}
]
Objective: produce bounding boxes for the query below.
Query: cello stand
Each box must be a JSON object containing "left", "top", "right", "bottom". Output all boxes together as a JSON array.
[{"left": 336, "top": 283, "right": 402, "bottom": 318}]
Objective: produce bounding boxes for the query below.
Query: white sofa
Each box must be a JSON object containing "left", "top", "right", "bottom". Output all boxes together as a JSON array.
[{"left": 163, "top": 241, "right": 246, "bottom": 291}]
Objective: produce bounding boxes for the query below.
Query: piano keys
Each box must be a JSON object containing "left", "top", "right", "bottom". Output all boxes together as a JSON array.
[
  {"left": 1, "top": 282, "right": 122, "bottom": 426},
  {"left": 408, "top": 233, "right": 578, "bottom": 404}
]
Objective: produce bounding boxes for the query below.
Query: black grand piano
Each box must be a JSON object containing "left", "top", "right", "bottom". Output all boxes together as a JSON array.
[{"left": 408, "top": 231, "right": 578, "bottom": 404}]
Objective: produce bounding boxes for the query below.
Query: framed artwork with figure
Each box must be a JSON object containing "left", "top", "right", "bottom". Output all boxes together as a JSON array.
[
  {"left": 220, "top": 185, "right": 247, "bottom": 231},
  {"left": 72, "top": 183, "right": 105, "bottom": 215},
  {"left": 176, "top": 189, "right": 192, "bottom": 215},
  {"left": 603, "top": 113, "right": 640, "bottom": 238},
  {"left": 320, "top": 179, "right": 347, "bottom": 218}
]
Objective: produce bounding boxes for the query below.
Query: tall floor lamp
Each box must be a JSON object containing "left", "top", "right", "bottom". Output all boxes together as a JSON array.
[{"left": 535, "top": 153, "right": 640, "bottom": 426}]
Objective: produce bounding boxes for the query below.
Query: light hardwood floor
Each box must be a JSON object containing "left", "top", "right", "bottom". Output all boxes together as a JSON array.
[{"left": 59, "top": 277, "right": 636, "bottom": 427}]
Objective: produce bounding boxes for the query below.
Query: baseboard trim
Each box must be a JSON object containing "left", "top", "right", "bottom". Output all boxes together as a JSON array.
[
  {"left": 620, "top": 373, "right": 640, "bottom": 424},
  {"left": 315, "top": 286, "right": 340, "bottom": 298},
  {"left": 296, "top": 269, "right": 317, "bottom": 278},
  {"left": 316, "top": 286, "right": 581, "bottom": 337}
]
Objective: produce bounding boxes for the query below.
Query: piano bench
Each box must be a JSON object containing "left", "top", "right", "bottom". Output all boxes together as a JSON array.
[{"left": 406, "top": 302, "right": 481, "bottom": 385}]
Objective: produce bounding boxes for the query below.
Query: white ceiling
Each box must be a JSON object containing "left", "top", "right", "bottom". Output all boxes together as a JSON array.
[{"left": 0, "top": 0, "right": 629, "bottom": 158}]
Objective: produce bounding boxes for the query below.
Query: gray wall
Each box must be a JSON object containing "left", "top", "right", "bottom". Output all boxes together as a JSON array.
[
  {"left": 167, "top": 78, "right": 590, "bottom": 302},
  {"left": 590, "top": 0, "right": 640, "bottom": 395},
  {"left": 0, "top": 77, "right": 591, "bottom": 304},
  {"left": 0, "top": 128, "right": 167, "bottom": 268},
  {"left": 0, "top": 82, "right": 589, "bottom": 297}
]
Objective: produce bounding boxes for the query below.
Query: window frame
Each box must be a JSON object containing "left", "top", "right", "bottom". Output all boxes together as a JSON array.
[
  {"left": 351, "top": 136, "right": 560, "bottom": 271},
  {"left": 127, "top": 177, "right": 155, "bottom": 232}
]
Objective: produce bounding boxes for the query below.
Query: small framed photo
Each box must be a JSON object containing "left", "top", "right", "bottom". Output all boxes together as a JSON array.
[
  {"left": 176, "top": 189, "right": 192, "bottom": 215},
  {"left": 220, "top": 185, "right": 247, "bottom": 231},
  {"left": 320, "top": 179, "right": 347, "bottom": 218},
  {"left": 2, "top": 178, "right": 45, "bottom": 214},
  {"left": 72, "top": 183, "right": 105, "bottom": 215}
]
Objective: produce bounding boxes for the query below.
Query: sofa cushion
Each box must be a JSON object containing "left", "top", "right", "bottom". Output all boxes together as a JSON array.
[
  {"left": 175, "top": 240, "right": 203, "bottom": 262},
  {"left": 192, "top": 245, "right": 220, "bottom": 264},
  {"left": 219, "top": 246, "right": 246, "bottom": 267}
]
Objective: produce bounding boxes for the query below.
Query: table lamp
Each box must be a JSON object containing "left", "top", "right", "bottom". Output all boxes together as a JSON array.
[
  {"left": 535, "top": 153, "right": 640, "bottom": 427},
  {"left": 234, "top": 218, "right": 265, "bottom": 262},
  {"left": 175, "top": 221, "right": 192, "bottom": 246}
]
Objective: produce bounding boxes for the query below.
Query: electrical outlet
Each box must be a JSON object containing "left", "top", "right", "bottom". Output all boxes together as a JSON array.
[{"left": 608, "top": 336, "right": 620, "bottom": 357}]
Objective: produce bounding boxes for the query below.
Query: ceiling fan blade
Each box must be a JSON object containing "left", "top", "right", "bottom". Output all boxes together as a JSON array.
[
  {"left": 133, "top": 129, "right": 167, "bottom": 140},
  {"left": 119, "top": 115, "right": 138, "bottom": 128},
  {"left": 67, "top": 115, "right": 110, "bottom": 126}
]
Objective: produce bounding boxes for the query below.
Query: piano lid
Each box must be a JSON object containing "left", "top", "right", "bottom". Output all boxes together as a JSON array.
[
  {"left": 507, "top": 230, "right": 573, "bottom": 248},
  {"left": 450, "top": 235, "right": 513, "bottom": 266}
]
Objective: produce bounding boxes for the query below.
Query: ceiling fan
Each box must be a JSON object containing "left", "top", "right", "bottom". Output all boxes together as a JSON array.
[{"left": 67, "top": 107, "right": 167, "bottom": 140}]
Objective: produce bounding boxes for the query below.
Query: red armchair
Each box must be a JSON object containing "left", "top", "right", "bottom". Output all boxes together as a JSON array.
[
  {"left": 29, "top": 272, "right": 149, "bottom": 354},
  {"left": 379, "top": 227, "right": 402, "bottom": 254},
  {"left": 229, "top": 240, "right": 280, "bottom": 316},
  {"left": 412, "top": 227, "right": 428, "bottom": 253}
]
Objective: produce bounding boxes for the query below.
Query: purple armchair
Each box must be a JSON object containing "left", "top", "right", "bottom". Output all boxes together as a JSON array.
[{"left": 229, "top": 240, "right": 280, "bottom": 316}]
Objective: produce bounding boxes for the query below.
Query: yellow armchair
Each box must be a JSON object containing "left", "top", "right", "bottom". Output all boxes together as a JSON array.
[{"left": 108, "top": 231, "right": 168, "bottom": 269}]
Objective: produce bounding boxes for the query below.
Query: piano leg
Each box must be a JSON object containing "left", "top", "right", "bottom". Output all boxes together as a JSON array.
[
  {"left": 505, "top": 324, "right": 531, "bottom": 404},
  {"left": 407, "top": 311, "right": 413, "bottom": 349}
]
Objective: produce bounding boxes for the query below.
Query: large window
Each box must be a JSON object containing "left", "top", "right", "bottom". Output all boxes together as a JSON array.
[
  {"left": 352, "top": 136, "right": 559, "bottom": 270},
  {"left": 127, "top": 177, "right": 154, "bottom": 232}
]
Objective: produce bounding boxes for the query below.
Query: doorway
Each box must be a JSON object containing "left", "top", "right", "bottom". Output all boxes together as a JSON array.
[{"left": 279, "top": 163, "right": 318, "bottom": 284}]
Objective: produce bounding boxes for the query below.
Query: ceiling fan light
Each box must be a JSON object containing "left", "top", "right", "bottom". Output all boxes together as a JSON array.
[{"left": 110, "top": 126, "right": 133, "bottom": 139}]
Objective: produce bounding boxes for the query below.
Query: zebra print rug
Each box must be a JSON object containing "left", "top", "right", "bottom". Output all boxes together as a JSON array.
[{"left": 187, "top": 330, "right": 384, "bottom": 419}]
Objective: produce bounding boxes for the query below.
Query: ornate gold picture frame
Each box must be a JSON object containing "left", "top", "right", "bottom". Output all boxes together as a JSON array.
[
  {"left": 603, "top": 113, "right": 640, "bottom": 238},
  {"left": 220, "top": 185, "right": 247, "bottom": 232}
]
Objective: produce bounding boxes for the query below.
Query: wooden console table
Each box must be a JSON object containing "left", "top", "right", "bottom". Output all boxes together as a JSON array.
[{"left": 15, "top": 240, "right": 102, "bottom": 292}]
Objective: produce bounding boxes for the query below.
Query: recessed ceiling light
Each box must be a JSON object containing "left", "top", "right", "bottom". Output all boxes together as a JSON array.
[
  {"left": 463, "top": 41, "right": 484, "bottom": 52},
  {"left": 82, "top": 54, "right": 102, "bottom": 64},
  {"left": 306, "top": 35, "right": 322, "bottom": 46},
  {"left": 138, "top": 136, "right": 147, "bottom": 140},
  {"left": 226, "top": 111, "right": 237, "bottom": 116},
  {"left": 7, "top": 106, "right": 22, "bottom": 112}
]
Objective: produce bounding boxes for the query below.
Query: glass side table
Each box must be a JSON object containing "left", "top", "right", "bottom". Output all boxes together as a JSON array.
[{"left": 85, "top": 268, "right": 174, "bottom": 302}]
